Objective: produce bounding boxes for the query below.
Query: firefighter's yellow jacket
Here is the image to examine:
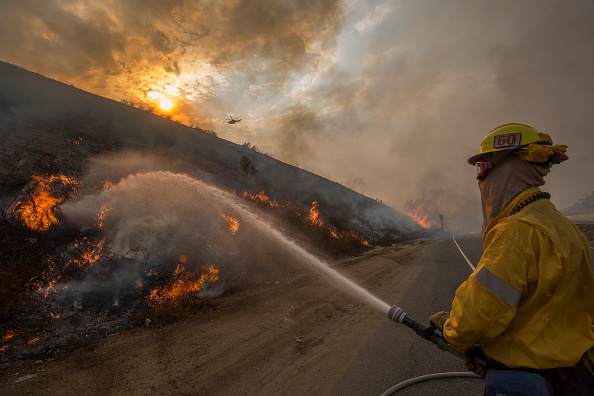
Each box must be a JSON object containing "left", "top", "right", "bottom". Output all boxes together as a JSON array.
[{"left": 443, "top": 187, "right": 594, "bottom": 369}]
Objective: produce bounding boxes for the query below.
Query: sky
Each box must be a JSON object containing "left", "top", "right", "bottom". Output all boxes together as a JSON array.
[{"left": 1, "top": 0, "right": 593, "bottom": 232}]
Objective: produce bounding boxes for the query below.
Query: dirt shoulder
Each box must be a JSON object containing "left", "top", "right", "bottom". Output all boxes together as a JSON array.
[{"left": 1, "top": 240, "right": 430, "bottom": 396}]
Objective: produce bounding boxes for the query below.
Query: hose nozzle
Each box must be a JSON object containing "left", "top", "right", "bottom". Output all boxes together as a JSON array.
[
  {"left": 387, "top": 305, "right": 407, "bottom": 324},
  {"left": 387, "top": 304, "right": 467, "bottom": 361}
]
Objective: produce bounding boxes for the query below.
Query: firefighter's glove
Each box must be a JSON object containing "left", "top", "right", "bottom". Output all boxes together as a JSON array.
[
  {"left": 464, "top": 345, "right": 488, "bottom": 377},
  {"left": 429, "top": 311, "right": 449, "bottom": 332}
]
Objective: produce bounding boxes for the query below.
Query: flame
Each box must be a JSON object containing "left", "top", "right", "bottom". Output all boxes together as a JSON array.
[
  {"left": 309, "top": 202, "right": 337, "bottom": 237},
  {"left": 15, "top": 174, "right": 80, "bottom": 231},
  {"left": 242, "top": 190, "right": 282, "bottom": 207},
  {"left": 308, "top": 202, "right": 370, "bottom": 245},
  {"left": 242, "top": 192, "right": 369, "bottom": 246},
  {"left": 27, "top": 337, "right": 40, "bottom": 345},
  {"left": 17, "top": 183, "right": 63, "bottom": 231},
  {"left": 309, "top": 201, "right": 324, "bottom": 227},
  {"left": 342, "top": 230, "right": 370, "bottom": 246},
  {"left": 69, "top": 237, "right": 106, "bottom": 268},
  {"left": 33, "top": 236, "right": 104, "bottom": 300},
  {"left": 149, "top": 258, "right": 219, "bottom": 304},
  {"left": 407, "top": 206, "right": 431, "bottom": 229},
  {"left": 220, "top": 214, "right": 239, "bottom": 235}
]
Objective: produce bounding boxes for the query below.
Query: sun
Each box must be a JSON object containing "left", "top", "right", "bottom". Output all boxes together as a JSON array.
[{"left": 158, "top": 97, "right": 174, "bottom": 112}]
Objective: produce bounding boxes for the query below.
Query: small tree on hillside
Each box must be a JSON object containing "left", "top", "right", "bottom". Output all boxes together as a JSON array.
[{"left": 240, "top": 155, "right": 257, "bottom": 185}]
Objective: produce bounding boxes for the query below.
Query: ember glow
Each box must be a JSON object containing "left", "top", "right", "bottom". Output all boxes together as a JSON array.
[
  {"left": 148, "top": 257, "right": 219, "bottom": 304},
  {"left": 97, "top": 203, "right": 113, "bottom": 228},
  {"left": 38, "top": 277, "right": 61, "bottom": 298},
  {"left": 1, "top": 331, "right": 16, "bottom": 342},
  {"left": 69, "top": 237, "right": 106, "bottom": 268},
  {"left": 407, "top": 207, "right": 431, "bottom": 229}
]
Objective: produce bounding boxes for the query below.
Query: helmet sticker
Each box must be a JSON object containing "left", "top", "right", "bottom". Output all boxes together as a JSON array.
[{"left": 493, "top": 133, "right": 521, "bottom": 148}]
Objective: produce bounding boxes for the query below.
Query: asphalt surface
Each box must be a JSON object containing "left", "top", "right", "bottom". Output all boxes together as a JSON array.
[
  {"left": 328, "top": 233, "right": 594, "bottom": 396},
  {"left": 328, "top": 234, "right": 485, "bottom": 396}
]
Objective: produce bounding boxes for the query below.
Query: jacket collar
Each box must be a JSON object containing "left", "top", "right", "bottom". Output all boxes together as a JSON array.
[{"left": 484, "top": 186, "right": 542, "bottom": 236}]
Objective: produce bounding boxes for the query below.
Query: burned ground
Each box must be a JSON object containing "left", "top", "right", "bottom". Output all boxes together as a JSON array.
[
  {"left": 0, "top": 241, "right": 431, "bottom": 395},
  {"left": 0, "top": 62, "right": 434, "bottom": 373}
]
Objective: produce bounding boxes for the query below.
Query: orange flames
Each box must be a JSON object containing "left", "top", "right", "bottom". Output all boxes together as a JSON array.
[
  {"left": 16, "top": 174, "right": 80, "bottom": 231},
  {"left": 242, "top": 190, "right": 283, "bottom": 207},
  {"left": 148, "top": 256, "right": 219, "bottom": 304},
  {"left": 220, "top": 214, "right": 239, "bottom": 235},
  {"left": 69, "top": 237, "right": 106, "bottom": 268},
  {"left": 243, "top": 190, "right": 370, "bottom": 246},
  {"left": 407, "top": 207, "right": 431, "bottom": 229},
  {"left": 309, "top": 201, "right": 325, "bottom": 227},
  {"left": 308, "top": 202, "right": 370, "bottom": 245}
]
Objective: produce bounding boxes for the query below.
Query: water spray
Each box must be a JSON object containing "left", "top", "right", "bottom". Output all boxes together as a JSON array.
[
  {"left": 139, "top": 173, "right": 473, "bottom": 365},
  {"left": 74, "top": 172, "right": 478, "bottom": 376}
]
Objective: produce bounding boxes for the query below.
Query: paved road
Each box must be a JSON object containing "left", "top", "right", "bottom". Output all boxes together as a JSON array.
[
  {"left": 329, "top": 234, "right": 485, "bottom": 396},
  {"left": 328, "top": 233, "right": 594, "bottom": 396}
]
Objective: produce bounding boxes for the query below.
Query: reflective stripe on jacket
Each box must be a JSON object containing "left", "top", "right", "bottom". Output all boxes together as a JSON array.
[{"left": 443, "top": 187, "right": 594, "bottom": 369}]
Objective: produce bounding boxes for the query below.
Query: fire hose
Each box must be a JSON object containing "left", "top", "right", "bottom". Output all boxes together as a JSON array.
[{"left": 382, "top": 305, "right": 484, "bottom": 395}]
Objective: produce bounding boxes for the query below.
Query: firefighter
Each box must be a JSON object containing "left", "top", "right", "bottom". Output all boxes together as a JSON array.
[{"left": 430, "top": 123, "right": 594, "bottom": 395}]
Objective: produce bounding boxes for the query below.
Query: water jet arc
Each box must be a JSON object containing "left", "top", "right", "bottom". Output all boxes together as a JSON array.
[{"left": 181, "top": 172, "right": 392, "bottom": 314}]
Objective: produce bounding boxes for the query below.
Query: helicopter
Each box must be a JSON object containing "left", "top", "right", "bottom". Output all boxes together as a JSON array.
[{"left": 226, "top": 115, "right": 242, "bottom": 124}]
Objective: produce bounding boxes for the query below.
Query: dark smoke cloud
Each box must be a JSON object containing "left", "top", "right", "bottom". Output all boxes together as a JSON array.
[{"left": 2, "top": 0, "right": 593, "bottom": 233}]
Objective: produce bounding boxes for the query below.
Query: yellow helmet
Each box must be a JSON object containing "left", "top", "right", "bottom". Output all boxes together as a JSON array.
[
  {"left": 469, "top": 123, "right": 568, "bottom": 180},
  {"left": 468, "top": 123, "right": 543, "bottom": 165}
]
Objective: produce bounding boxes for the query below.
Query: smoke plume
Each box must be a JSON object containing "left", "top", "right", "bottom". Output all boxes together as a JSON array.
[{"left": 2, "top": 0, "right": 593, "bottom": 232}]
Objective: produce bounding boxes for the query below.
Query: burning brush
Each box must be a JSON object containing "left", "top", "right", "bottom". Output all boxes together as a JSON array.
[
  {"left": 1, "top": 172, "right": 235, "bottom": 365},
  {"left": 13, "top": 173, "right": 80, "bottom": 231},
  {"left": 406, "top": 206, "right": 431, "bottom": 229},
  {"left": 240, "top": 190, "right": 370, "bottom": 247}
]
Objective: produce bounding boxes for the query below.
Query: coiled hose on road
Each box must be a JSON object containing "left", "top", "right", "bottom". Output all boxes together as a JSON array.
[{"left": 380, "top": 371, "right": 482, "bottom": 395}]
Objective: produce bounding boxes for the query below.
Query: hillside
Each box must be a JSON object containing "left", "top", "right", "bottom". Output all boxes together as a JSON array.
[
  {"left": 0, "top": 61, "right": 431, "bottom": 367},
  {"left": 0, "top": 61, "right": 424, "bottom": 239}
]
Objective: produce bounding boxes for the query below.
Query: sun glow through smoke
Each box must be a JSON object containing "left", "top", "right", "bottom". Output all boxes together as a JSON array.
[
  {"left": 147, "top": 91, "right": 175, "bottom": 113},
  {"left": 158, "top": 97, "right": 174, "bottom": 112}
]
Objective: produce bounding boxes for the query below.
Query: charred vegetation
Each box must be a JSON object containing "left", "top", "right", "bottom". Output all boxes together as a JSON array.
[{"left": 0, "top": 61, "right": 432, "bottom": 368}]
